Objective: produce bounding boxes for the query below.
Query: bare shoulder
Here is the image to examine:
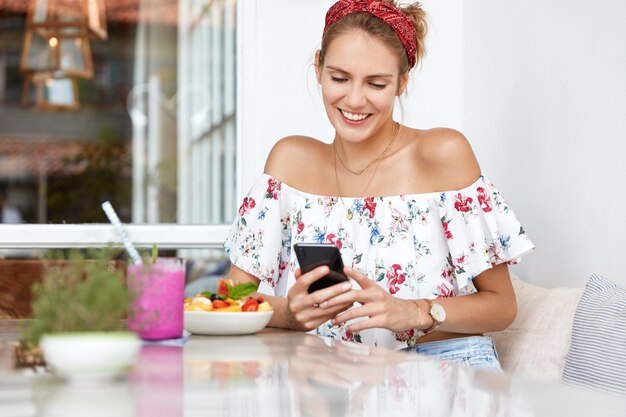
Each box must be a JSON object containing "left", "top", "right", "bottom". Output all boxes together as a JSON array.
[
  {"left": 415, "top": 127, "right": 481, "bottom": 190},
  {"left": 264, "top": 135, "right": 329, "bottom": 182}
]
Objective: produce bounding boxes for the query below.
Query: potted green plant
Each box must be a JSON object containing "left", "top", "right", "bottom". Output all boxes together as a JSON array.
[{"left": 19, "top": 248, "right": 140, "bottom": 379}]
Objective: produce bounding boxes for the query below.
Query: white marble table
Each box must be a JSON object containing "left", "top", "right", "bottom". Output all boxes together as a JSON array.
[{"left": 0, "top": 321, "right": 624, "bottom": 417}]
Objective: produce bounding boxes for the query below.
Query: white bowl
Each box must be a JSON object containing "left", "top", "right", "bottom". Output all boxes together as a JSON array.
[
  {"left": 183, "top": 311, "right": 273, "bottom": 336},
  {"left": 41, "top": 332, "right": 140, "bottom": 379}
]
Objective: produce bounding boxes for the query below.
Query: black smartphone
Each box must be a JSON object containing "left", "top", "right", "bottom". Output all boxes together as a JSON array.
[{"left": 293, "top": 243, "right": 349, "bottom": 294}]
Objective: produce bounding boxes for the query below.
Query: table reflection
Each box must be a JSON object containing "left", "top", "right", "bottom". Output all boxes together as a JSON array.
[
  {"left": 131, "top": 345, "right": 183, "bottom": 417},
  {"left": 182, "top": 331, "right": 532, "bottom": 417},
  {"left": 1, "top": 326, "right": 624, "bottom": 417},
  {"left": 32, "top": 377, "right": 135, "bottom": 417},
  {"left": 281, "top": 333, "right": 530, "bottom": 417}
]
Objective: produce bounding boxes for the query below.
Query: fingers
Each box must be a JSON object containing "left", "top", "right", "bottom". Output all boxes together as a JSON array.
[
  {"left": 310, "top": 280, "right": 353, "bottom": 307},
  {"left": 288, "top": 294, "right": 353, "bottom": 332},
  {"left": 290, "top": 276, "right": 352, "bottom": 312},
  {"left": 287, "top": 264, "right": 356, "bottom": 331},
  {"left": 320, "top": 281, "right": 386, "bottom": 310},
  {"left": 343, "top": 317, "right": 385, "bottom": 332},
  {"left": 343, "top": 266, "right": 373, "bottom": 289},
  {"left": 290, "top": 266, "right": 399, "bottom": 333},
  {"left": 292, "top": 302, "right": 353, "bottom": 331},
  {"left": 332, "top": 303, "right": 383, "bottom": 328},
  {"left": 333, "top": 303, "right": 368, "bottom": 325},
  {"left": 295, "top": 265, "right": 329, "bottom": 289}
]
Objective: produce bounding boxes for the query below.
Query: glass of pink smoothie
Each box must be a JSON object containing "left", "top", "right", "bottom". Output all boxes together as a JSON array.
[{"left": 128, "top": 258, "right": 185, "bottom": 340}]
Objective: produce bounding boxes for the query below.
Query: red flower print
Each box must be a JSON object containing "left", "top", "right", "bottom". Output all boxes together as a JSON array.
[
  {"left": 265, "top": 178, "right": 281, "bottom": 199},
  {"left": 442, "top": 220, "right": 453, "bottom": 240},
  {"left": 325, "top": 233, "right": 343, "bottom": 250},
  {"left": 438, "top": 283, "right": 452, "bottom": 298},
  {"left": 238, "top": 197, "right": 256, "bottom": 216},
  {"left": 454, "top": 193, "right": 473, "bottom": 213},
  {"left": 342, "top": 329, "right": 362, "bottom": 343},
  {"left": 386, "top": 264, "right": 406, "bottom": 295},
  {"left": 363, "top": 197, "right": 377, "bottom": 218},
  {"left": 395, "top": 328, "right": 416, "bottom": 343},
  {"left": 277, "top": 261, "right": 288, "bottom": 281},
  {"left": 476, "top": 187, "right": 492, "bottom": 212},
  {"left": 296, "top": 221, "right": 305, "bottom": 235},
  {"left": 455, "top": 255, "right": 467, "bottom": 266}
]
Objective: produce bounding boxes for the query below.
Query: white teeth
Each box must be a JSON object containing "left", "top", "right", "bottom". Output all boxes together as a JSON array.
[{"left": 341, "top": 110, "right": 369, "bottom": 121}]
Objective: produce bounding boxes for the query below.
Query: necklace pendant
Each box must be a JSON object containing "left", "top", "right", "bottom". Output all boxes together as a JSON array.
[{"left": 346, "top": 210, "right": 353, "bottom": 220}]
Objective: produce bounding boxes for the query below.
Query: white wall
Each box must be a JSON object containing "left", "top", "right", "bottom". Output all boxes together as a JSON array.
[
  {"left": 240, "top": 0, "right": 463, "bottom": 193},
  {"left": 463, "top": 0, "right": 626, "bottom": 287}
]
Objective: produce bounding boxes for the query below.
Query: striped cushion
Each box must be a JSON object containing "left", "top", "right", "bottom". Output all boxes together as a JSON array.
[{"left": 562, "top": 274, "right": 626, "bottom": 395}]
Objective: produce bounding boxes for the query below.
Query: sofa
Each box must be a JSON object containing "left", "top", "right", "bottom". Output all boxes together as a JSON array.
[{"left": 488, "top": 273, "right": 626, "bottom": 397}]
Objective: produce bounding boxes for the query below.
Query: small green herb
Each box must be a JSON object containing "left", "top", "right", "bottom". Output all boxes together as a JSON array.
[
  {"left": 21, "top": 248, "right": 132, "bottom": 348},
  {"left": 227, "top": 282, "right": 258, "bottom": 300}
]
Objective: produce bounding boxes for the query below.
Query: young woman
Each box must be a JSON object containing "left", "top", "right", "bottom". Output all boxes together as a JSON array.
[{"left": 224, "top": 0, "right": 534, "bottom": 371}]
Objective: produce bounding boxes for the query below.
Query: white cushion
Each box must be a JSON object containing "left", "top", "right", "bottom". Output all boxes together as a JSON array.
[{"left": 486, "top": 274, "right": 583, "bottom": 381}]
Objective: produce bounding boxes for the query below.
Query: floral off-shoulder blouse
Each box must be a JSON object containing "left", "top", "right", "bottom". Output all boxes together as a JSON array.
[{"left": 224, "top": 174, "right": 535, "bottom": 350}]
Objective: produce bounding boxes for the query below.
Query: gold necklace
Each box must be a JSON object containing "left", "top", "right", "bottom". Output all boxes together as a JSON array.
[
  {"left": 334, "top": 122, "right": 400, "bottom": 176},
  {"left": 333, "top": 123, "right": 402, "bottom": 219},
  {"left": 334, "top": 143, "right": 382, "bottom": 220}
]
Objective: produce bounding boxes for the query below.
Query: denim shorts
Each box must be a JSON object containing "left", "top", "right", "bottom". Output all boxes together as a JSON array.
[{"left": 402, "top": 336, "right": 503, "bottom": 372}]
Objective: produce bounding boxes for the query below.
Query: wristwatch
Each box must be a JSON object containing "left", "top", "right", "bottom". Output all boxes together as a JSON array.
[{"left": 425, "top": 299, "right": 446, "bottom": 333}]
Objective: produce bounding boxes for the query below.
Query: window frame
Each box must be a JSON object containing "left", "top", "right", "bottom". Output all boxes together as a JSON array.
[{"left": 0, "top": 224, "right": 230, "bottom": 249}]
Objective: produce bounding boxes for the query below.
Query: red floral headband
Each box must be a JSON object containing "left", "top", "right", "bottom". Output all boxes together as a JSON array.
[{"left": 323, "top": 0, "right": 418, "bottom": 69}]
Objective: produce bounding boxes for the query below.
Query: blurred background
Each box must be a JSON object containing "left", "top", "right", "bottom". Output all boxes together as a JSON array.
[{"left": 0, "top": 0, "right": 236, "bottom": 226}]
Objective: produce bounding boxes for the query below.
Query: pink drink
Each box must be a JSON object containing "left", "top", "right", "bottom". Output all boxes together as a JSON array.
[{"left": 128, "top": 259, "right": 185, "bottom": 340}]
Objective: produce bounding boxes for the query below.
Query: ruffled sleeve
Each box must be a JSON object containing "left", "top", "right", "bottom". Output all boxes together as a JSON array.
[
  {"left": 223, "top": 174, "right": 288, "bottom": 288},
  {"left": 435, "top": 176, "right": 535, "bottom": 292}
]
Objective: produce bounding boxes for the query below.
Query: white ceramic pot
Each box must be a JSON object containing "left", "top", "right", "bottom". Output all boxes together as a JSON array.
[{"left": 40, "top": 332, "right": 140, "bottom": 380}]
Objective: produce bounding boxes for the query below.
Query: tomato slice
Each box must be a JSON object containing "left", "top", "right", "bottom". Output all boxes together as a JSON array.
[
  {"left": 217, "top": 279, "right": 230, "bottom": 297},
  {"left": 242, "top": 298, "right": 259, "bottom": 312},
  {"left": 212, "top": 299, "right": 230, "bottom": 309}
]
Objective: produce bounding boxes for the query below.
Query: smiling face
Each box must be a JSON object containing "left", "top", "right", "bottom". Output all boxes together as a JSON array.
[{"left": 316, "top": 29, "right": 408, "bottom": 145}]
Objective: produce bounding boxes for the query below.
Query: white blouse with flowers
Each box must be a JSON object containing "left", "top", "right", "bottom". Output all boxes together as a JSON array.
[{"left": 224, "top": 173, "right": 534, "bottom": 351}]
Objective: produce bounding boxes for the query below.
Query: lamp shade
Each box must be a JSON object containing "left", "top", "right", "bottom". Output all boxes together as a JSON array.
[
  {"left": 27, "top": 0, "right": 108, "bottom": 41},
  {"left": 19, "top": 0, "right": 108, "bottom": 110},
  {"left": 21, "top": 72, "right": 80, "bottom": 111},
  {"left": 20, "top": 30, "right": 94, "bottom": 78}
]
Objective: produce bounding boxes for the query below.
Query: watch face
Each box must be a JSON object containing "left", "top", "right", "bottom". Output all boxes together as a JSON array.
[{"left": 430, "top": 303, "right": 446, "bottom": 323}]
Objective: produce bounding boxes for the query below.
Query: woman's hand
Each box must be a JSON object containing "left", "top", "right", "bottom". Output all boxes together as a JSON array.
[
  {"left": 326, "top": 266, "right": 429, "bottom": 333},
  {"left": 285, "top": 266, "right": 354, "bottom": 331}
]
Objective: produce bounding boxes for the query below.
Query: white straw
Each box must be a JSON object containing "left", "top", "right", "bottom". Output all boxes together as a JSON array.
[{"left": 101, "top": 201, "right": 143, "bottom": 266}]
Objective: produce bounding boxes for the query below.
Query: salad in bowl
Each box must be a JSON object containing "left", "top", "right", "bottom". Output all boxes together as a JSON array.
[
  {"left": 184, "top": 279, "right": 273, "bottom": 313},
  {"left": 184, "top": 280, "right": 273, "bottom": 335}
]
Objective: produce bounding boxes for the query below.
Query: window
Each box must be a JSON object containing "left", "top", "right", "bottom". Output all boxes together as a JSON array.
[{"left": 0, "top": 0, "right": 241, "bottom": 251}]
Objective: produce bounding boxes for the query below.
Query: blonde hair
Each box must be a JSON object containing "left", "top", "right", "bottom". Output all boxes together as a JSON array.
[{"left": 319, "top": 1, "right": 428, "bottom": 75}]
